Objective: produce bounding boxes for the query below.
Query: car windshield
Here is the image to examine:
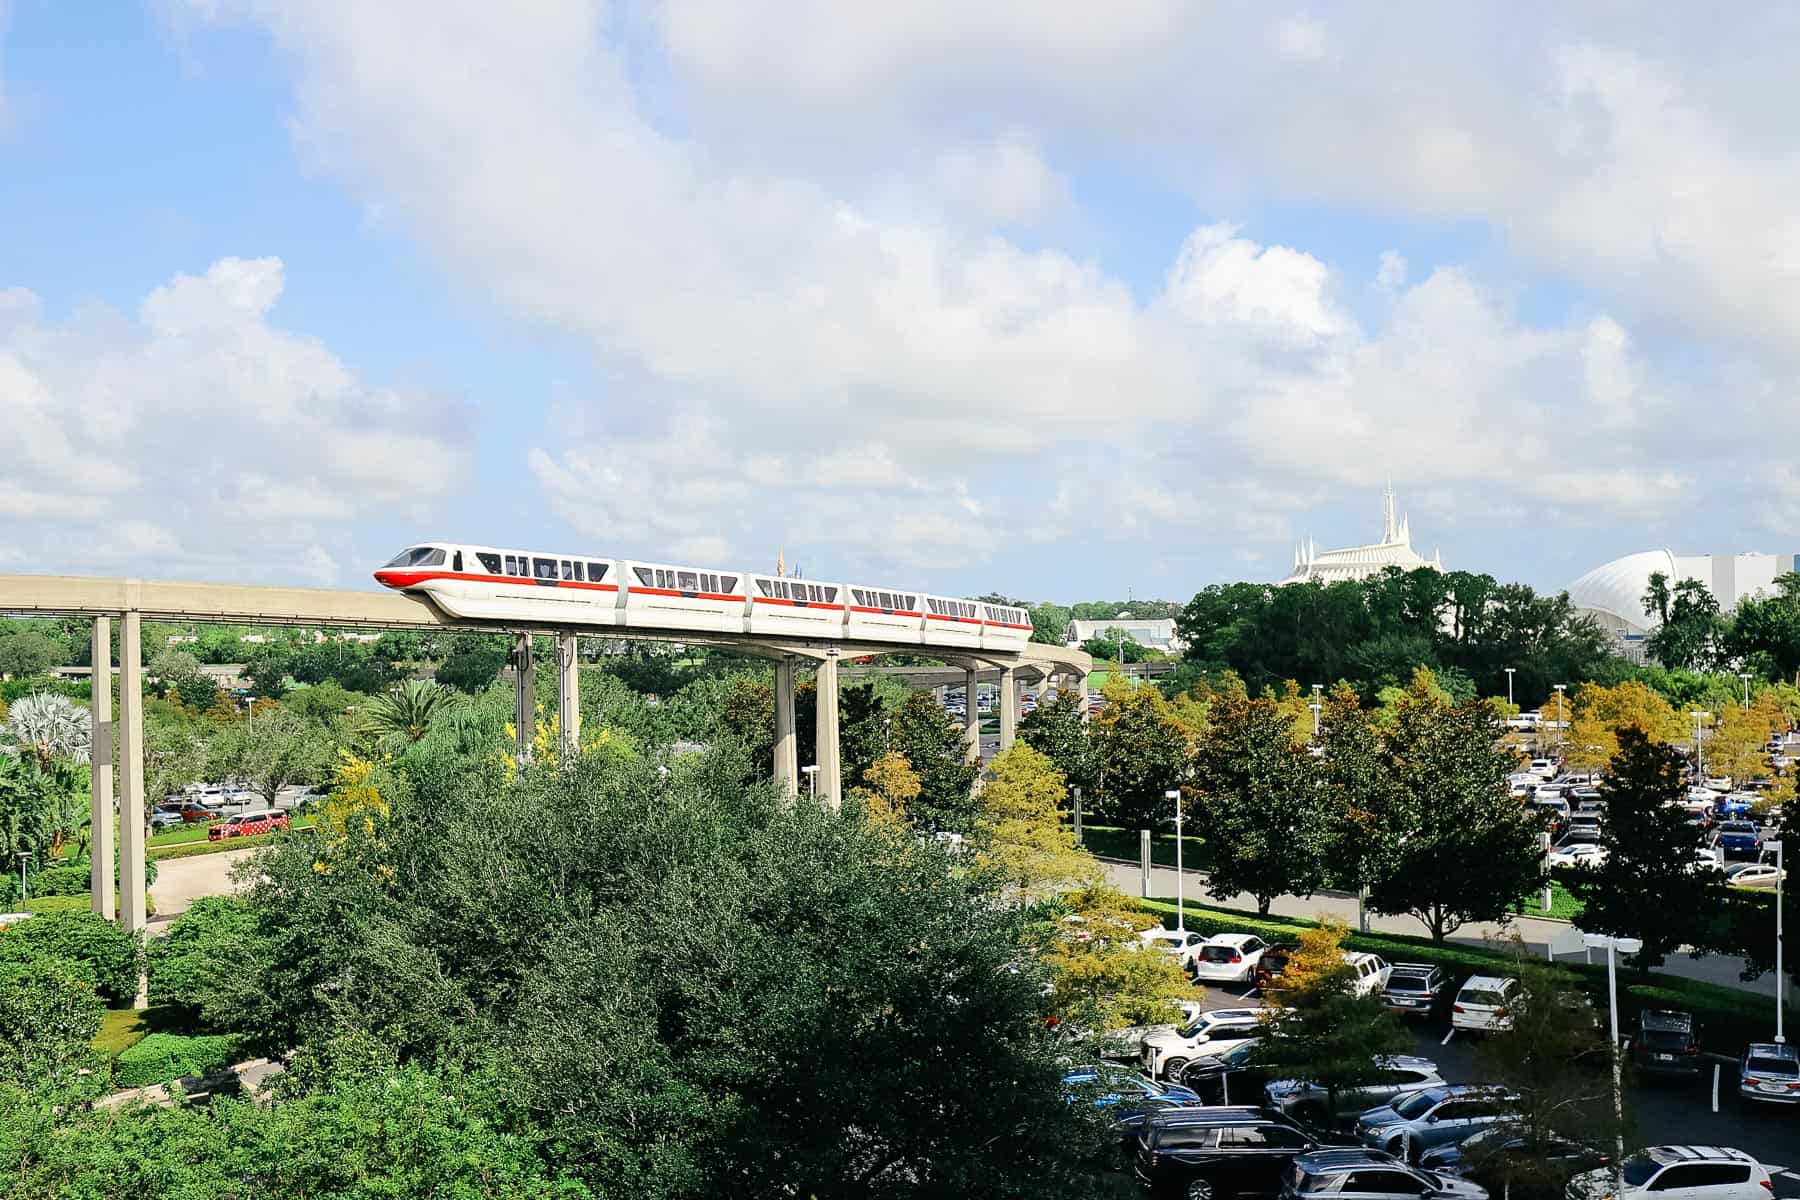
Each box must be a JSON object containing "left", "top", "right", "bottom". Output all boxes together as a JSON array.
[
  {"left": 1641, "top": 1012, "right": 1691, "bottom": 1033},
  {"left": 1747, "top": 1055, "right": 1799, "bottom": 1075},
  {"left": 1387, "top": 974, "right": 1432, "bottom": 992},
  {"left": 1393, "top": 1088, "right": 1447, "bottom": 1119},
  {"left": 1200, "top": 946, "right": 1241, "bottom": 961},
  {"left": 1620, "top": 1157, "right": 1661, "bottom": 1187},
  {"left": 1722, "top": 823, "right": 1756, "bottom": 834}
]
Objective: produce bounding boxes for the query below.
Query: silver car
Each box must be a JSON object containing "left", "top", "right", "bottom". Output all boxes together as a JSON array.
[
  {"left": 1356, "top": 1085, "right": 1517, "bottom": 1160},
  {"left": 1737, "top": 1043, "right": 1800, "bottom": 1105}
]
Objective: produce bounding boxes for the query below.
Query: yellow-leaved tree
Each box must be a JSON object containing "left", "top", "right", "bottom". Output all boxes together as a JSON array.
[
  {"left": 1040, "top": 883, "right": 1199, "bottom": 1030},
  {"left": 852, "top": 751, "right": 922, "bottom": 828},
  {"left": 313, "top": 749, "right": 392, "bottom": 879},
  {"left": 974, "top": 744, "right": 1098, "bottom": 897},
  {"left": 1561, "top": 680, "right": 1687, "bottom": 773},
  {"left": 1706, "top": 695, "right": 1785, "bottom": 785}
]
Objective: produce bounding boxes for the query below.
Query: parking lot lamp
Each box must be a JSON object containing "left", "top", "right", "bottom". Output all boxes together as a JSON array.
[
  {"left": 1552, "top": 684, "right": 1566, "bottom": 748},
  {"left": 1310, "top": 684, "right": 1323, "bottom": 739},
  {"left": 802, "top": 764, "right": 818, "bottom": 797},
  {"left": 1167, "top": 789, "right": 1185, "bottom": 933},
  {"left": 1689, "top": 711, "right": 1708, "bottom": 779},
  {"left": 15, "top": 851, "right": 24, "bottom": 904},
  {"left": 1740, "top": 672, "right": 1752, "bottom": 712},
  {"left": 1770, "top": 839, "right": 1785, "bottom": 1044},
  {"left": 1504, "top": 667, "right": 1515, "bottom": 708},
  {"left": 1583, "top": 931, "right": 1641, "bottom": 1197}
]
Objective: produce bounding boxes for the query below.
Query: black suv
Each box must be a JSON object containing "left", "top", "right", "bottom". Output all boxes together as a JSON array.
[
  {"left": 1629, "top": 1009, "right": 1702, "bottom": 1077},
  {"left": 1379, "top": 964, "right": 1451, "bottom": 1019},
  {"left": 1134, "top": 1106, "right": 1333, "bottom": 1200}
]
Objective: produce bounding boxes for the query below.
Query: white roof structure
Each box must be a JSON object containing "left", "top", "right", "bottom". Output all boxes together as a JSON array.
[
  {"left": 1567, "top": 550, "right": 1793, "bottom": 642},
  {"left": 1279, "top": 486, "right": 1443, "bottom": 585},
  {"left": 1064, "top": 617, "right": 1184, "bottom": 652}
]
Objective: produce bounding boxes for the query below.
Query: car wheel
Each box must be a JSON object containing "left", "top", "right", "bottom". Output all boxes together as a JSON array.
[
  {"left": 1386, "top": 1136, "right": 1409, "bottom": 1162},
  {"left": 1163, "top": 1057, "right": 1189, "bottom": 1080},
  {"left": 1185, "top": 1177, "right": 1217, "bottom": 1200}
]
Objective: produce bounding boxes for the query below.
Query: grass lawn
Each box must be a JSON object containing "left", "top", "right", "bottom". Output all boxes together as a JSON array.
[
  {"left": 150, "top": 824, "right": 213, "bottom": 848},
  {"left": 149, "top": 817, "right": 314, "bottom": 861},
  {"left": 94, "top": 1007, "right": 150, "bottom": 1057},
  {"left": 1074, "top": 824, "right": 1211, "bottom": 871}
]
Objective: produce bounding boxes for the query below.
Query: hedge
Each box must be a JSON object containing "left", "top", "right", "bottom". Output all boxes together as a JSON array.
[
  {"left": 0, "top": 910, "right": 142, "bottom": 1004},
  {"left": 113, "top": 1032, "right": 241, "bottom": 1089},
  {"left": 1140, "top": 895, "right": 1782, "bottom": 1059}
]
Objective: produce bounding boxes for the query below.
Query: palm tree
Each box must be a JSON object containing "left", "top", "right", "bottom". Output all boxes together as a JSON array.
[
  {"left": 4, "top": 692, "right": 92, "bottom": 770},
  {"left": 362, "top": 679, "right": 461, "bottom": 743}
]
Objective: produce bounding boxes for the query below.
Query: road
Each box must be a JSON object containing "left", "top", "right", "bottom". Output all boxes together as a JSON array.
[
  {"left": 1103, "top": 859, "right": 1793, "bottom": 1002},
  {"left": 149, "top": 847, "right": 258, "bottom": 929},
  {"left": 1179, "top": 992, "right": 1800, "bottom": 1196}
]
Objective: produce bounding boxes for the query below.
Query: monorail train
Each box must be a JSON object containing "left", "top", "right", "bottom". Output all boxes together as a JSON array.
[{"left": 373, "top": 542, "right": 1033, "bottom": 650}]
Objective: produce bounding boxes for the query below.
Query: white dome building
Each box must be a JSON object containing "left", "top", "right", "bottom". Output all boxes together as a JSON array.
[{"left": 1566, "top": 549, "right": 1795, "bottom": 663}]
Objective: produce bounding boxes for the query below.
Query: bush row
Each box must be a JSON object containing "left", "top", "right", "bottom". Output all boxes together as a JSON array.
[{"left": 113, "top": 1032, "right": 242, "bottom": 1089}]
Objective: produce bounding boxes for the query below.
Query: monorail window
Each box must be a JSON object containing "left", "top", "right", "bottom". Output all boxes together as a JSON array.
[
  {"left": 383, "top": 546, "right": 446, "bottom": 568},
  {"left": 571, "top": 562, "right": 584, "bottom": 582},
  {"left": 589, "top": 562, "right": 608, "bottom": 581},
  {"left": 452, "top": 551, "right": 463, "bottom": 572},
  {"left": 678, "top": 571, "right": 698, "bottom": 590},
  {"left": 560, "top": 560, "right": 573, "bottom": 580},
  {"left": 634, "top": 567, "right": 654, "bottom": 587},
  {"left": 504, "top": 555, "right": 519, "bottom": 575},
  {"left": 534, "top": 558, "right": 559, "bottom": 580},
  {"left": 477, "top": 553, "right": 501, "bottom": 574},
  {"left": 720, "top": 576, "right": 737, "bottom": 593}
]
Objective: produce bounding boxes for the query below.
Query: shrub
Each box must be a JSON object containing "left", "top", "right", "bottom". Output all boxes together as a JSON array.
[
  {"left": 27, "top": 864, "right": 91, "bottom": 898},
  {"left": 0, "top": 957, "right": 105, "bottom": 1092},
  {"left": 0, "top": 910, "right": 141, "bottom": 1003},
  {"left": 113, "top": 1031, "right": 240, "bottom": 1088},
  {"left": 148, "top": 897, "right": 264, "bottom": 1024}
]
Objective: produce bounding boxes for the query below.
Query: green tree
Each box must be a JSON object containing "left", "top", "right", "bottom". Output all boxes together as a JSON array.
[
  {"left": 0, "top": 909, "right": 141, "bottom": 1004},
  {"left": 0, "top": 957, "right": 104, "bottom": 1095},
  {"left": 3, "top": 692, "right": 91, "bottom": 770},
  {"left": 1027, "top": 602, "right": 1071, "bottom": 646},
  {"left": 1090, "top": 684, "right": 1190, "bottom": 830},
  {"left": 1083, "top": 628, "right": 1154, "bottom": 663},
  {"left": 206, "top": 707, "right": 336, "bottom": 804},
  {"left": 974, "top": 744, "right": 1096, "bottom": 896},
  {"left": 146, "top": 896, "right": 270, "bottom": 1025},
  {"left": 0, "top": 632, "right": 64, "bottom": 678},
  {"left": 149, "top": 648, "right": 221, "bottom": 709},
  {"left": 1564, "top": 728, "right": 1728, "bottom": 970},
  {"left": 1190, "top": 694, "right": 1328, "bottom": 915},
  {"left": 1646, "top": 576, "right": 1723, "bottom": 671},
  {"left": 363, "top": 679, "right": 461, "bottom": 743},
  {"left": 889, "top": 689, "right": 980, "bottom": 833},
  {"left": 1363, "top": 679, "right": 1544, "bottom": 941},
  {"left": 436, "top": 632, "right": 512, "bottom": 693},
  {"left": 1017, "top": 692, "right": 1097, "bottom": 798}
]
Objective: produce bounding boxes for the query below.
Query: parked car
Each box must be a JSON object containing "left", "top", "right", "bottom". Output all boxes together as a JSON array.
[
  {"left": 1566, "top": 1146, "right": 1772, "bottom": 1200},
  {"left": 1265, "top": 1056, "right": 1446, "bottom": 1125},
  {"left": 1451, "top": 977, "right": 1517, "bottom": 1034},
  {"left": 1735, "top": 1042, "right": 1800, "bottom": 1106},
  {"left": 207, "top": 809, "right": 291, "bottom": 841},
  {"left": 1343, "top": 953, "right": 1391, "bottom": 998},
  {"left": 1379, "top": 964, "right": 1452, "bottom": 1019},
  {"left": 1254, "top": 945, "right": 1294, "bottom": 991},
  {"left": 1176, "top": 1040, "right": 1271, "bottom": 1105},
  {"left": 1281, "top": 1148, "right": 1489, "bottom": 1200},
  {"left": 150, "top": 808, "right": 185, "bottom": 829},
  {"left": 1355, "top": 1085, "right": 1518, "bottom": 1161},
  {"left": 1629, "top": 1009, "right": 1702, "bottom": 1077},
  {"left": 1714, "top": 821, "right": 1764, "bottom": 860},
  {"left": 1142, "top": 928, "right": 1212, "bottom": 970},
  {"left": 1192, "top": 934, "right": 1272, "bottom": 984},
  {"left": 1721, "top": 862, "right": 1785, "bottom": 889},
  {"left": 1141, "top": 1008, "right": 1268, "bottom": 1080},
  {"left": 1133, "top": 1106, "right": 1335, "bottom": 1200},
  {"left": 1547, "top": 843, "right": 1607, "bottom": 870},
  {"left": 1418, "top": 1125, "right": 1605, "bottom": 1188}
]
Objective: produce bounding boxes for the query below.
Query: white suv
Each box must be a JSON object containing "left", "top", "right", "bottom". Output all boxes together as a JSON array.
[
  {"left": 1138, "top": 1006, "right": 1266, "bottom": 1079},
  {"left": 1190, "top": 933, "right": 1270, "bottom": 983},
  {"left": 1452, "top": 975, "right": 1517, "bottom": 1033},
  {"left": 1568, "top": 1146, "right": 1772, "bottom": 1200},
  {"left": 1344, "top": 952, "right": 1391, "bottom": 997},
  {"left": 1138, "top": 927, "right": 1207, "bottom": 970}
]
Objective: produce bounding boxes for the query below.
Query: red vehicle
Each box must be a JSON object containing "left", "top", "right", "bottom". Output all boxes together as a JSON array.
[{"left": 207, "top": 810, "right": 291, "bottom": 842}]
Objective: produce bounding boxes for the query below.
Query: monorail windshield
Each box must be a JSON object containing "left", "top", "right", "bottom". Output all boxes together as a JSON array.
[{"left": 383, "top": 547, "right": 445, "bottom": 568}]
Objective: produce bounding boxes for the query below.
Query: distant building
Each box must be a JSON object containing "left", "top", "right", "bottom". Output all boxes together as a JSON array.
[
  {"left": 1064, "top": 617, "right": 1185, "bottom": 655},
  {"left": 1567, "top": 550, "right": 1797, "bottom": 662},
  {"left": 1280, "top": 486, "right": 1444, "bottom": 585}
]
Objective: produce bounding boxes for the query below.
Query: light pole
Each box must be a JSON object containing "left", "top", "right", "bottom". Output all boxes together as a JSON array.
[
  {"left": 1552, "top": 684, "right": 1566, "bottom": 751},
  {"left": 1167, "top": 788, "right": 1185, "bottom": 934},
  {"left": 1504, "top": 667, "right": 1515, "bottom": 709},
  {"left": 1740, "top": 672, "right": 1752, "bottom": 712},
  {"left": 802, "top": 764, "right": 819, "bottom": 797},
  {"left": 1771, "top": 839, "right": 1786, "bottom": 1044},
  {"left": 1311, "top": 684, "right": 1323, "bottom": 739},
  {"left": 14, "top": 852, "right": 25, "bottom": 905},
  {"left": 1583, "top": 931, "right": 1643, "bottom": 1200},
  {"left": 1690, "top": 711, "right": 1708, "bottom": 780}
]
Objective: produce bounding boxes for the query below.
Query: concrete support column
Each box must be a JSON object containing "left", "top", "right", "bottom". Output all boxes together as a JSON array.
[
  {"left": 557, "top": 632, "right": 580, "bottom": 761},
  {"left": 998, "top": 663, "right": 1018, "bottom": 752},
  {"left": 117, "top": 613, "right": 148, "bottom": 990},
  {"left": 1077, "top": 671, "right": 1093, "bottom": 723},
  {"left": 773, "top": 657, "right": 798, "bottom": 797},
  {"left": 513, "top": 633, "right": 535, "bottom": 763},
  {"left": 963, "top": 666, "right": 981, "bottom": 764},
  {"left": 88, "top": 617, "right": 115, "bottom": 921},
  {"left": 814, "top": 651, "right": 842, "bottom": 810}
]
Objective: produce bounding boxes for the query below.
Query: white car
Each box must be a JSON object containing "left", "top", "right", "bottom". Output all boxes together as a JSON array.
[
  {"left": 1702, "top": 776, "right": 1732, "bottom": 792},
  {"left": 1137, "top": 1006, "right": 1266, "bottom": 1079},
  {"left": 1451, "top": 975, "right": 1517, "bottom": 1033},
  {"left": 1723, "top": 863, "right": 1786, "bottom": 889},
  {"left": 1139, "top": 927, "right": 1208, "bottom": 969},
  {"left": 1189, "top": 933, "right": 1270, "bottom": 983},
  {"left": 1343, "top": 952, "right": 1391, "bottom": 997},
  {"left": 1528, "top": 759, "right": 1558, "bottom": 778},
  {"left": 1568, "top": 1146, "right": 1772, "bottom": 1200},
  {"left": 1684, "top": 785, "right": 1722, "bottom": 806},
  {"left": 1548, "top": 843, "right": 1608, "bottom": 869}
]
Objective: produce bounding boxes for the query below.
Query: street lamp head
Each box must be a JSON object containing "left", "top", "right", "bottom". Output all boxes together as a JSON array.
[
  {"left": 1164, "top": 789, "right": 1181, "bottom": 801},
  {"left": 1618, "top": 937, "right": 1643, "bottom": 954}
]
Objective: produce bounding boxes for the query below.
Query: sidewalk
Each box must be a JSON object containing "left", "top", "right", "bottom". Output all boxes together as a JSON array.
[{"left": 1100, "top": 858, "right": 1786, "bottom": 1000}]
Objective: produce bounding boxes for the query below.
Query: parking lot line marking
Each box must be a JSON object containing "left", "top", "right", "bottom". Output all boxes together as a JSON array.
[
  {"left": 1440, "top": 1028, "right": 1456, "bottom": 1046},
  {"left": 1711, "top": 1062, "right": 1719, "bottom": 1112}
]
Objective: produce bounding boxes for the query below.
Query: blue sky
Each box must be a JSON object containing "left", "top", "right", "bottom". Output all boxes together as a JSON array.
[{"left": 4, "top": 2, "right": 1798, "bottom": 604}]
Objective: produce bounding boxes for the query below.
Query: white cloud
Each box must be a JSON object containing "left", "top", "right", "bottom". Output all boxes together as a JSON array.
[
  {"left": 0, "top": 257, "right": 468, "bottom": 583},
  {"left": 166, "top": 1, "right": 1800, "bottom": 585}
]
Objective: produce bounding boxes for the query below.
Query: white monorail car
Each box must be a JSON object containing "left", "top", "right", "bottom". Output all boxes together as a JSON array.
[{"left": 374, "top": 543, "right": 1031, "bottom": 649}]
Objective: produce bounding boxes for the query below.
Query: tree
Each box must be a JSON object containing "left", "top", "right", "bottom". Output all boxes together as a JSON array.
[
  {"left": 889, "top": 689, "right": 979, "bottom": 833},
  {"left": 149, "top": 648, "right": 221, "bottom": 710},
  {"left": 974, "top": 744, "right": 1096, "bottom": 897},
  {"left": 1249, "top": 918, "right": 1410, "bottom": 1122},
  {"left": 1083, "top": 629, "right": 1154, "bottom": 663},
  {"left": 0, "top": 957, "right": 104, "bottom": 1096},
  {"left": 0, "top": 909, "right": 142, "bottom": 1004},
  {"left": 3, "top": 692, "right": 91, "bottom": 770},
  {"left": 146, "top": 896, "right": 271, "bottom": 1025},
  {"left": 1027, "top": 602, "right": 1071, "bottom": 646},
  {"left": 1363, "top": 679, "right": 1544, "bottom": 941},
  {"left": 1090, "top": 683, "right": 1190, "bottom": 830},
  {"left": 1190, "top": 695, "right": 1329, "bottom": 915},
  {"left": 1563, "top": 728, "right": 1728, "bottom": 970},
  {"left": 837, "top": 681, "right": 891, "bottom": 787},
  {"left": 718, "top": 675, "right": 776, "bottom": 779},
  {"left": 1647, "top": 577, "right": 1723, "bottom": 671},
  {"left": 0, "top": 632, "right": 64, "bottom": 678},
  {"left": 851, "top": 751, "right": 921, "bottom": 827},
  {"left": 434, "top": 634, "right": 512, "bottom": 693},
  {"left": 206, "top": 708, "right": 336, "bottom": 804},
  {"left": 1017, "top": 692, "right": 1097, "bottom": 798},
  {"left": 1469, "top": 946, "right": 1618, "bottom": 1199},
  {"left": 1037, "top": 884, "right": 1196, "bottom": 1032},
  {"left": 363, "top": 678, "right": 461, "bottom": 743}
]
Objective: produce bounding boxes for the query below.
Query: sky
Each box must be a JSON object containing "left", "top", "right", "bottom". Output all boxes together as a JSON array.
[{"left": 3, "top": 2, "right": 1799, "bottom": 604}]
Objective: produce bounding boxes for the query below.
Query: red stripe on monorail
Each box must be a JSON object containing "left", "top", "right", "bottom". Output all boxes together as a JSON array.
[
  {"left": 751, "top": 596, "right": 845, "bottom": 610},
  {"left": 849, "top": 605, "right": 922, "bottom": 618},
  {"left": 925, "top": 613, "right": 983, "bottom": 625},
  {"left": 985, "top": 622, "right": 1034, "bottom": 630},
  {"left": 375, "top": 569, "right": 618, "bottom": 592},
  {"left": 633, "top": 586, "right": 746, "bottom": 602}
]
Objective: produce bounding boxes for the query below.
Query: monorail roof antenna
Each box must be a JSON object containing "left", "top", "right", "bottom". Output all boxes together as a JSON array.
[{"left": 776, "top": 547, "right": 786, "bottom": 578}]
